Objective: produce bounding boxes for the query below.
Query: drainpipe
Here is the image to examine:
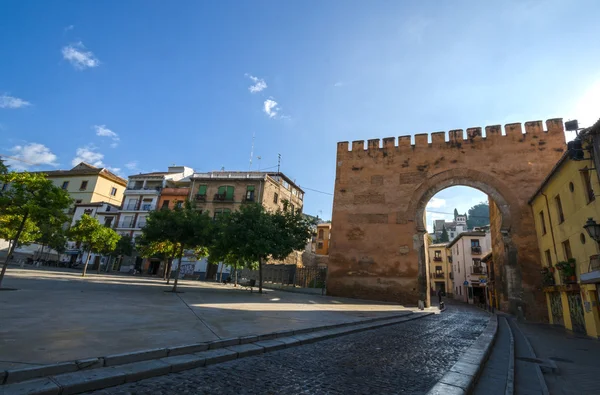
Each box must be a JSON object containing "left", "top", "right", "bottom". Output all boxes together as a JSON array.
[{"left": 541, "top": 192, "right": 559, "bottom": 261}]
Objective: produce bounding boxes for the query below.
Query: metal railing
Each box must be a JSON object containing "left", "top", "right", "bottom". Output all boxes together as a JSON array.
[
  {"left": 125, "top": 202, "right": 139, "bottom": 210},
  {"left": 471, "top": 266, "right": 485, "bottom": 274},
  {"left": 471, "top": 246, "right": 482, "bottom": 254},
  {"left": 433, "top": 256, "right": 442, "bottom": 262},
  {"left": 140, "top": 204, "right": 155, "bottom": 211},
  {"left": 238, "top": 265, "right": 327, "bottom": 290},
  {"left": 195, "top": 194, "right": 207, "bottom": 202},
  {"left": 433, "top": 272, "right": 444, "bottom": 279},
  {"left": 118, "top": 220, "right": 135, "bottom": 228},
  {"left": 214, "top": 193, "right": 234, "bottom": 202}
]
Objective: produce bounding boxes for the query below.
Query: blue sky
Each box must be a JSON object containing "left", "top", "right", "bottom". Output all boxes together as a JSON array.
[{"left": 1, "top": 1, "right": 600, "bottom": 222}]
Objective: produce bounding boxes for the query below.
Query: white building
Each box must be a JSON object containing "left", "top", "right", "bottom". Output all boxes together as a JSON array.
[
  {"left": 172, "top": 255, "right": 231, "bottom": 281},
  {"left": 448, "top": 231, "right": 491, "bottom": 304},
  {"left": 115, "top": 166, "right": 194, "bottom": 273},
  {"left": 65, "top": 202, "right": 121, "bottom": 269},
  {"left": 433, "top": 214, "right": 469, "bottom": 242}
]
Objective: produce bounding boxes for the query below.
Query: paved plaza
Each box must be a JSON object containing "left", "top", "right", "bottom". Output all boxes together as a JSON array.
[{"left": 0, "top": 268, "right": 421, "bottom": 370}]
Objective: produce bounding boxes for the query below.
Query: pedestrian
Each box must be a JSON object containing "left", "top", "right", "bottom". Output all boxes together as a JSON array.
[{"left": 437, "top": 289, "right": 445, "bottom": 310}]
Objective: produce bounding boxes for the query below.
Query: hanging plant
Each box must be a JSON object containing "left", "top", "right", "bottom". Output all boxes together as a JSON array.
[{"left": 556, "top": 259, "right": 576, "bottom": 277}]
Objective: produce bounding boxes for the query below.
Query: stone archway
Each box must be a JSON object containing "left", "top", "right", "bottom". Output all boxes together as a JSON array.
[{"left": 327, "top": 119, "right": 566, "bottom": 320}]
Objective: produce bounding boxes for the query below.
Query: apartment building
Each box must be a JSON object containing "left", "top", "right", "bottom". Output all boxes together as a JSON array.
[
  {"left": 448, "top": 231, "right": 491, "bottom": 304},
  {"left": 315, "top": 223, "right": 331, "bottom": 255},
  {"left": 427, "top": 242, "right": 453, "bottom": 296}
]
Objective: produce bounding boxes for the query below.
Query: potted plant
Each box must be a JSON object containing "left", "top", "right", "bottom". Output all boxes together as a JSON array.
[
  {"left": 541, "top": 267, "right": 555, "bottom": 287},
  {"left": 555, "top": 258, "right": 577, "bottom": 283}
]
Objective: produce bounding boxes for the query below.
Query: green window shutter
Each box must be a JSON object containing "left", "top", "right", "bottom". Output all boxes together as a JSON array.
[
  {"left": 198, "top": 185, "right": 207, "bottom": 195},
  {"left": 226, "top": 186, "right": 234, "bottom": 200},
  {"left": 247, "top": 185, "right": 255, "bottom": 191},
  {"left": 218, "top": 186, "right": 226, "bottom": 195},
  {"left": 224, "top": 209, "right": 231, "bottom": 214}
]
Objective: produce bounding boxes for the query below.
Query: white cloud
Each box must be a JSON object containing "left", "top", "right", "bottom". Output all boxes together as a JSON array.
[
  {"left": 426, "top": 197, "right": 446, "bottom": 209},
  {"left": 6, "top": 143, "right": 58, "bottom": 170},
  {"left": 334, "top": 81, "right": 345, "bottom": 87},
  {"left": 72, "top": 146, "right": 104, "bottom": 167},
  {"left": 62, "top": 42, "right": 100, "bottom": 70},
  {"left": 0, "top": 94, "right": 31, "bottom": 109},
  {"left": 93, "top": 125, "right": 119, "bottom": 147},
  {"left": 263, "top": 99, "right": 279, "bottom": 118},
  {"left": 124, "top": 161, "right": 138, "bottom": 170},
  {"left": 64, "top": 25, "right": 74, "bottom": 32},
  {"left": 246, "top": 74, "right": 267, "bottom": 93},
  {"left": 106, "top": 166, "right": 121, "bottom": 175}
]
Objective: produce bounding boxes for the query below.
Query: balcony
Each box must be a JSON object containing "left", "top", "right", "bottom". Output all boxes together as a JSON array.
[
  {"left": 471, "top": 266, "right": 485, "bottom": 275},
  {"left": 137, "top": 221, "right": 146, "bottom": 228},
  {"left": 140, "top": 204, "right": 155, "bottom": 211},
  {"left": 433, "top": 256, "right": 442, "bottom": 262},
  {"left": 448, "top": 256, "right": 453, "bottom": 263},
  {"left": 449, "top": 272, "right": 454, "bottom": 279},
  {"left": 117, "top": 219, "right": 135, "bottom": 229},
  {"left": 195, "top": 194, "right": 207, "bottom": 202},
  {"left": 124, "top": 201, "right": 139, "bottom": 210},
  {"left": 471, "top": 246, "right": 482, "bottom": 254},
  {"left": 214, "top": 193, "right": 233, "bottom": 202},
  {"left": 433, "top": 272, "right": 444, "bottom": 279}
]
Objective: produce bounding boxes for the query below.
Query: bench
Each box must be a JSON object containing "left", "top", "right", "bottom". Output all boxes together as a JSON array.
[{"left": 239, "top": 279, "right": 256, "bottom": 292}]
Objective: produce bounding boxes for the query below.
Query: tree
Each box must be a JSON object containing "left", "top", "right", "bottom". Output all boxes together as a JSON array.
[
  {"left": 439, "top": 225, "right": 449, "bottom": 243},
  {"left": 466, "top": 202, "right": 490, "bottom": 229},
  {"left": 36, "top": 216, "right": 68, "bottom": 261},
  {"left": 141, "top": 202, "right": 213, "bottom": 292},
  {"left": 453, "top": 208, "right": 459, "bottom": 220},
  {"left": 215, "top": 203, "right": 312, "bottom": 293},
  {"left": 0, "top": 214, "right": 41, "bottom": 261},
  {"left": 108, "top": 235, "right": 134, "bottom": 272},
  {"left": 69, "top": 214, "right": 120, "bottom": 276},
  {"left": 0, "top": 172, "right": 72, "bottom": 287},
  {"left": 0, "top": 158, "right": 8, "bottom": 175},
  {"left": 137, "top": 238, "right": 180, "bottom": 282}
]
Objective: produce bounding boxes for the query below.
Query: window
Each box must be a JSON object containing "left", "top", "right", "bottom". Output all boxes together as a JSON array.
[
  {"left": 317, "top": 242, "right": 324, "bottom": 249},
  {"left": 318, "top": 229, "right": 324, "bottom": 239},
  {"left": 61, "top": 181, "right": 69, "bottom": 190},
  {"left": 273, "top": 193, "right": 279, "bottom": 204},
  {"left": 471, "top": 239, "right": 480, "bottom": 247},
  {"left": 217, "top": 186, "right": 234, "bottom": 201},
  {"left": 75, "top": 199, "right": 82, "bottom": 204},
  {"left": 581, "top": 233, "right": 586, "bottom": 244},
  {"left": 83, "top": 209, "right": 93, "bottom": 215},
  {"left": 473, "top": 258, "right": 481, "bottom": 266},
  {"left": 562, "top": 239, "right": 572, "bottom": 260},
  {"left": 545, "top": 250, "right": 552, "bottom": 266},
  {"left": 555, "top": 194, "right": 564, "bottom": 223},
  {"left": 80, "top": 180, "right": 88, "bottom": 190},
  {"left": 459, "top": 287, "right": 462, "bottom": 295},
  {"left": 104, "top": 218, "right": 113, "bottom": 228},
  {"left": 175, "top": 201, "right": 183, "bottom": 209},
  {"left": 290, "top": 204, "right": 295, "bottom": 213},
  {"left": 582, "top": 168, "right": 595, "bottom": 203},
  {"left": 539, "top": 210, "right": 547, "bottom": 235},
  {"left": 161, "top": 200, "right": 170, "bottom": 209},
  {"left": 110, "top": 187, "right": 117, "bottom": 196},
  {"left": 246, "top": 186, "right": 255, "bottom": 201},
  {"left": 435, "top": 265, "right": 442, "bottom": 272},
  {"left": 198, "top": 185, "right": 207, "bottom": 196},
  {"left": 434, "top": 250, "right": 441, "bottom": 258}
]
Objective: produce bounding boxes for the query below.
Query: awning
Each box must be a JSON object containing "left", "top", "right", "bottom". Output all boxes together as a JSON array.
[{"left": 581, "top": 270, "right": 600, "bottom": 284}]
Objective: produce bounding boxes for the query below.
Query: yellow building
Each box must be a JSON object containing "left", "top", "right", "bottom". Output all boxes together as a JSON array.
[
  {"left": 38, "top": 162, "right": 127, "bottom": 207},
  {"left": 315, "top": 223, "right": 331, "bottom": 255},
  {"left": 529, "top": 119, "right": 600, "bottom": 338},
  {"left": 427, "top": 242, "right": 454, "bottom": 297}
]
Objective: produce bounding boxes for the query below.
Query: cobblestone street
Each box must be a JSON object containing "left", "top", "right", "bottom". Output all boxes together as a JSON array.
[{"left": 89, "top": 303, "right": 488, "bottom": 395}]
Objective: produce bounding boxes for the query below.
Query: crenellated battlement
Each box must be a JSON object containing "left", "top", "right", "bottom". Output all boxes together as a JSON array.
[{"left": 337, "top": 118, "right": 564, "bottom": 153}]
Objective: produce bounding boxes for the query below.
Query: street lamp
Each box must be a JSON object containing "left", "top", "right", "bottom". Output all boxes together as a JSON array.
[{"left": 583, "top": 218, "right": 600, "bottom": 243}]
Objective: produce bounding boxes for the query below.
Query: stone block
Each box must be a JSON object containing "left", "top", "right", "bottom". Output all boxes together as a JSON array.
[
  {"left": 75, "top": 358, "right": 104, "bottom": 370},
  {"left": 275, "top": 336, "right": 301, "bottom": 347},
  {"left": 439, "top": 371, "right": 475, "bottom": 392},
  {"left": 160, "top": 354, "right": 206, "bottom": 373},
  {"left": 449, "top": 361, "right": 479, "bottom": 377},
  {"left": 197, "top": 349, "right": 238, "bottom": 365},
  {"left": 6, "top": 362, "right": 78, "bottom": 384},
  {"left": 208, "top": 337, "right": 240, "bottom": 350},
  {"left": 274, "top": 330, "right": 296, "bottom": 338},
  {"left": 427, "top": 382, "right": 466, "bottom": 395},
  {"left": 238, "top": 335, "right": 259, "bottom": 344},
  {"left": 167, "top": 342, "right": 209, "bottom": 356},
  {"left": 258, "top": 333, "right": 277, "bottom": 341},
  {"left": 110, "top": 360, "right": 171, "bottom": 383},
  {"left": 103, "top": 348, "right": 168, "bottom": 367},
  {"left": 53, "top": 368, "right": 126, "bottom": 395},
  {"left": 252, "top": 339, "right": 286, "bottom": 351},
  {"left": 226, "top": 344, "right": 265, "bottom": 358},
  {"left": 0, "top": 377, "right": 61, "bottom": 395}
]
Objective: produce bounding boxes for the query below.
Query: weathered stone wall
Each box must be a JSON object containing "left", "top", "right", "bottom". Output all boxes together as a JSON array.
[
  {"left": 328, "top": 119, "right": 565, "bottom": 320},
  {"left": 302, "top": 251, "right": 329, "bottom": 268}
]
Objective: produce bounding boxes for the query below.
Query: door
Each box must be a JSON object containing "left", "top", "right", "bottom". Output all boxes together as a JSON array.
[
  {"left": 549, "top": 292, "right": 564, "bottom": 326},
  {"left": 567, "top": 292, "right": 586, "bottom": 334}
]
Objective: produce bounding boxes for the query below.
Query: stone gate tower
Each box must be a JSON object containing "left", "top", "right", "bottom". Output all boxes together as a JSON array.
[{"left": 328, "top": 119, "right": 566, "bottom": 320}]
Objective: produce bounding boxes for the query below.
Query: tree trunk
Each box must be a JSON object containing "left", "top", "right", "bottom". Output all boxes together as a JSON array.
[
  {"left": 38, "top": 244, "right": 45, "bottom": 263},
  {"left": 171, "top": 246, "right": 185, "bottom": 292},
  {"left": 234, "top": 262, "right": 238, "bottom": 287},
  {"left": 166, "top": 257, "right": 173, "bottom": 284},
  {"left": 0, "top": 212, "right": 29, "bottom": 287},
  {"left": 96, "top": 256, "right": 101, "bottom": 274},
  {"left": 258, "top": 257, "right": 263, "bottom": 294},
  {"left": 81, "top": 250, "right": 92, "bottom": 277},
  {"left": 219, "top": 262, "right": 224, "bottom": 283},
  {"left": 162, "top": 259, "right": 168, "bottom": 280}
]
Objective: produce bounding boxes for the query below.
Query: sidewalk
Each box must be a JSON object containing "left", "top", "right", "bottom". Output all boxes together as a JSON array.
[
  {"left": 0, "top": 268, "right": 419, "bottom": 371},
  {"left": 517, "top": 320, "right": 600, "bottom": 395}
]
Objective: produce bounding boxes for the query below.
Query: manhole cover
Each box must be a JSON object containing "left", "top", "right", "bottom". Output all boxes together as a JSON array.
[{"left": 550, "top": 357, "right": 574, "bottom": 363}]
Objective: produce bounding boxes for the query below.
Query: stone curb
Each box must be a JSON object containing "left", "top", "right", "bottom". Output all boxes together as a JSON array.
[
  {"left": 504, "top": 317, "right": 515, "bottom": 395},
  {"left": 0, "top": 311, "right": 415, "bottom": 386},
  {"left": 508, "top": 318, "right": 549, "bottom": 395},
  {"left": 1, "top": 312, "right": 433, "bottom": 394},
  {"left": 427, "top": 314, "right": 498, "bottom": 395}
]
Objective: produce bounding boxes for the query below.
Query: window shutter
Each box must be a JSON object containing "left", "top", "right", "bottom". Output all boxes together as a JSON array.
[
  {"left": 226, "top": 186, "right": 234, "bottom": 200},
  {"left": 247, "top": 185, "right": 255, "bottom": 191},
  {"left": 218, "top": 186, "right": 226, "bottom": 195},
  {"left": 198, "top": 185, "right": 207, "bottom": 195}
]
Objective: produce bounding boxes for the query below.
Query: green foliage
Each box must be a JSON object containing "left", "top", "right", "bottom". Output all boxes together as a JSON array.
[
  {"left": 0, "top": 214, "right": 40, "bottom": 245},
  {"left": 453, "top": 208, "right": 459, "bottom": 220},
  {"left": 0, "top": 172, "right": 72, "bottom": 286},
  {"left": 0, "top": 158, "right": 8, "bottom": 175},
  {"left": 111, "top": 234, "right": 134, "bottom": 257},
  {"left": 211, "top": 203, "right": 312, "bottom": 292},
  {"left": 69, "top": 214, "right": 120, "bottom": 276},
  {"left": 439, "top": 225, "right": 449, "bottom": 242},
  {"left": 141, "top": 202, "right": 213, "bottom": 291},
  {"left": 37, "top": 216, "right": 69, "bottom": 255},
  {"left": 555, "top": 258, "right": 576, "bottom": 277},
  {"left": 466, "top": 203, "right": 490, "bottom": 229}
]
